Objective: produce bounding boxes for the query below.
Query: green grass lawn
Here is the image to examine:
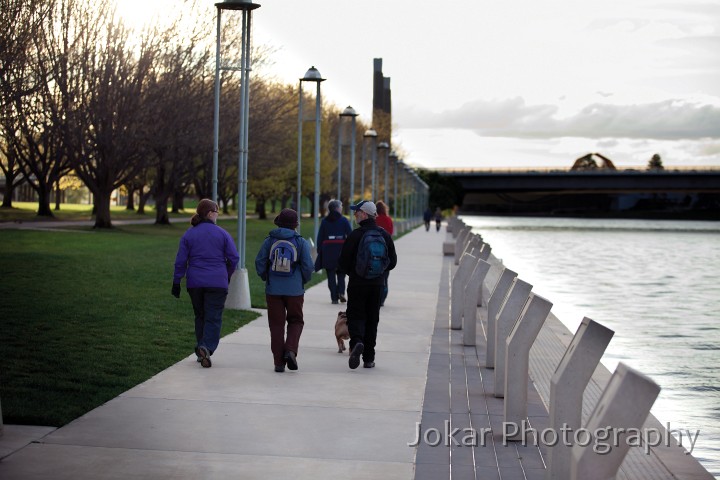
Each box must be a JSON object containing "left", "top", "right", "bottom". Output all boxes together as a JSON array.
[{"left": 0, "top": 207, "right": 326, "bottom": 427}]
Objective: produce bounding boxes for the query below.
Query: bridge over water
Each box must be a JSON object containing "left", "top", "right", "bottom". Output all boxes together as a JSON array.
[{"left": 441, "top": 169, "right": 720, "bottom": 218}]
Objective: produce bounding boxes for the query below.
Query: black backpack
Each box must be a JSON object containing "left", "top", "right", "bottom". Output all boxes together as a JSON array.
[{"left": 355, "top": 228, "right": 390, "bottom": 279}]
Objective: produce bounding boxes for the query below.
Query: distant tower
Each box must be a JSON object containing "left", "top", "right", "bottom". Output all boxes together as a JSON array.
[{"left": 372, "top": 58, "right": 392, "bottom": 146}]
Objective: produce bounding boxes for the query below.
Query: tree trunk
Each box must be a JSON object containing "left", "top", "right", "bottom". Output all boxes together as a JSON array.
[
  {"left": 93, "top": 190, "right": 113, "bottom": 228},
  {"left": 36, "top": 184, "right": 55, "bottom": 218},
  {"left": 137, "top": 189, "right": 151, "bottom": 215},
  {"left": 1, "top": 178, "right": 14, "bottom": 208},
  {"left": 257, "top": 197, "right": 267, "bottom": 219},
  {"left": 126, "top": 185, "right": 135, "bottom": 210},
  {"left": 54, "top": 179, "right": 62, "bottom": 211},
  {"left": 155, "top": 195, "right": 171, "bottom": 225}
]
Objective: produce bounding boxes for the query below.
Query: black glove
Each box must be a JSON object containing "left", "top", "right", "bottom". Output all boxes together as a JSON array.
[{"left": 171, "top": 283, "right": 181, "bottom": 298}]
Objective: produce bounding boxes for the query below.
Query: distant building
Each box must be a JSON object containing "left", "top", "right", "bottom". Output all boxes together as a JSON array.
[
  {"left": 571, "top": 153, "right": 617, "bottom": 171},
  {"left": 372, "top": 58, "right": 392, "bottom": 146}
]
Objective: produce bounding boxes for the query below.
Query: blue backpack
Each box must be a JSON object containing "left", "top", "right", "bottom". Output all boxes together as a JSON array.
[
  {"left": 268, "top": 237, "right": 299, "bottom": 277},
  {"left": 355, "top": 228, "right": 390, "bottom": 279}
]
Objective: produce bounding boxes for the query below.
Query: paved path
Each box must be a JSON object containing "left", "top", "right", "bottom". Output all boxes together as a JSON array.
[{"left": 0, "top": 223, "right": 445, "bottom": 479}]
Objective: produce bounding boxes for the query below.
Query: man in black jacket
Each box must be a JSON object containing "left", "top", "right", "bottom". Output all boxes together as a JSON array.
[{"left": 338, "top": 200, "right": 397, "bottom": 369}]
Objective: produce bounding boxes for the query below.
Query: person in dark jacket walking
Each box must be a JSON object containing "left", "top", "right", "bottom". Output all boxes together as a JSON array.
[
  {"left": 255, "top": 209, "right": 314, "bottom": 372},
  {"left": 338, "top": 200, "right": 397, "bottom": 370},
  {"left": 172, "top": 199, "right": 239, "bottom": 368},
  {"left": 315, "top": 199, "right": 352, "bottom": 304}
]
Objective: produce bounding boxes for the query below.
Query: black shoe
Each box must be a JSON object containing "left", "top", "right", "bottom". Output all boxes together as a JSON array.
[
  {"left": 275, "top": 364, "right": 285, "bottom": 372},
  {"left": 285, "top": 351, "right": 298, "bottom": 371},
  {"left": 363, "top": 362, "right": 375, "bottom": 368},
  {"left": 198, "top": 346, "right": 212, "bottom": 368},
  {"left": 331, "top": 299, "right": 339, "bottom": 304},
  {"left": 349, "top": 343, "right": 364, "bottom": 370},
  {"left": 339, "top": 294, "right": 347, "bottom": 303}
]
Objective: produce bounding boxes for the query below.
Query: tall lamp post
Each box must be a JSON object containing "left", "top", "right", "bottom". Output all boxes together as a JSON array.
[
  {"left": 338, "top": 106, "right": 358, "bottom": 204},
  {"left": 361, "top": 129, "right": 377, "bottom": 201},
  {"left": 296, "top": 66, "right": 325, "bottom": 240},
  {"left": 389, "top": 151, "right": 398, "bottom": 218},
  {"left": 213, "top": 0, "right": 260, "bottom": 310},
  {"left": 377, "top": 142, "right": 390, "bottom": 206}
]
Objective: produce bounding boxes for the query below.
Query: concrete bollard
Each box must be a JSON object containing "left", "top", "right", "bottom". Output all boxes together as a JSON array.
[
  {"left": 477, "top": 244, "right": 492, "bottom": 306},
  {"left": 454, "top": 228, "right": 471, "bottom": 265},
  {"left": 485, "top": 268, "right": 517, "bottom": 368},
  {"left": 463, "top": 259, "right": 492, "bottom": 346},
  {"left": 494, "top": 278, "right": 532, "bottom": 398},
  {"left": 503, "top": 293, "right": 553, "bottom": 439},
  {"left": 478, "top": 242, "right": 491, "bottom": 261},
  {"left": 442, "top": 234, "right": 455, "bottom": 256},
  {"left": 451, "top": 252, "right": 479, "bottom": 330},
  {"left": 570, "top": 363, "right": 661, "bottom": 480},
  {"left": 547, "top": 318, "right": 614, "bottom": 480}
]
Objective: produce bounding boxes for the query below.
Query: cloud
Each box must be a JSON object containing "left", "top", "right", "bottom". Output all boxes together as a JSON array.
[{"left": 397, "top": 98, "right": 720, "bottom": 140}]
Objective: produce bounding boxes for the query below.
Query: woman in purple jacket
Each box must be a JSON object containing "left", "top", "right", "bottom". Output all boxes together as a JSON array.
[{"left": 172, "top": 199, "right": 239, "bottom": 368}]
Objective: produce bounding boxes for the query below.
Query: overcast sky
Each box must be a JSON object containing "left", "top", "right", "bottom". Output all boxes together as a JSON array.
[{"left": 123, "top": 0, "right": 720, "bottom": 169}]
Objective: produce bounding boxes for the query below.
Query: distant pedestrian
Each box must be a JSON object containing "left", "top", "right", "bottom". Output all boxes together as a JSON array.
[
  {"left": 315, "top": 199, "right": 352, "bottom": 304},
  {"left": 423, "top": 207, "right": 432, "bottom": 231},
  {"left": 375, "top": 201, "right": 394, "bottom": 306},
  {"left": 434, "top": 207, "right": 443, "bottom": 232},
  {"left": 255, "top": 208, "right": 314, "bottom": 372},
  {"left": 172, "top": 199, "right": 239, "bottom": 368},
  {"left": 339, "top": 200, "right": 397, "bottom": 370}
]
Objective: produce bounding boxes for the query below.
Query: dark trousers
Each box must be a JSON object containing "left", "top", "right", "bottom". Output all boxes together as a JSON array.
[
  {"left": 380, "top": 270, "right": 390, "bottom": 306},
  {"left": 188, "top": 287, "right": 228, "bottom": 355},
  {"left": 346, "top": 284, "right": 383, "bottom": 363},
  {"left": 266, "top": 294, "right": 305, "bottom": 366},
  {"left": 325, "top": 268, "right": 346, "bottom": 302}
]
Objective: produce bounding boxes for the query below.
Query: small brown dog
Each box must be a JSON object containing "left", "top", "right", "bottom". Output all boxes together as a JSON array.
[{"left": 335, "top": 311, "right": 350, "bottom": 353}]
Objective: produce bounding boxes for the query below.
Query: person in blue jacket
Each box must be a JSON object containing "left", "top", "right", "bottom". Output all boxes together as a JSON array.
[
  {"left": 172, "top": 199, "right": 239, "bottom": 368},
  {"left": 315, "top": 199, "right": 352, "bottom": 304},
  {"left": 255, "top": 208, "right": 314, "bottom": 372}
]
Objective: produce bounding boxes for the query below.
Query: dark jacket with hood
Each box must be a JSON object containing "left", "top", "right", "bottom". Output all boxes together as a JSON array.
[{"left": 315, "top": 210, "right": 353, "bottom": 271}]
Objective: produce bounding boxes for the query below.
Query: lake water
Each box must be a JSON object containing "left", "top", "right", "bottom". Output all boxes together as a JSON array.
[{"left": 461, "top": 215, "right": 720, "bottom": 477}]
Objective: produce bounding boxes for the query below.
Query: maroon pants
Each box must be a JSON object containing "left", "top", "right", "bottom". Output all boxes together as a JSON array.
[{"left": 266, "top": 294, "right": 305, "bottom": 366}]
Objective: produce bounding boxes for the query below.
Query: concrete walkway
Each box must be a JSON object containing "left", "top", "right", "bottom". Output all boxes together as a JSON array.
[{"left": 0, "top": 223, "right": 446, "bottom": 479}]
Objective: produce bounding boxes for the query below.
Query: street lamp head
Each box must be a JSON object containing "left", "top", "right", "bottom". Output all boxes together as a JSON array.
[
  {"left": 340, "top": 106, "right": 358, "bottom": 117},
  {"left": 364, "top": 129, "right": 378, "bottom": 138},
  {"left": 301, "top": 66, "right": 325, "bottom": 82},
  {"left": 377, "top": 142, "right": 390, "bottom": 151},
  {"left": 216, "top": 0, "right": 260, "bottom": 10}
]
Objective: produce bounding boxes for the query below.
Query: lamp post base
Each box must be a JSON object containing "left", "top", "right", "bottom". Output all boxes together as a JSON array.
[{"left": 226, "top": 268, "right": 252, "bottom": 310}]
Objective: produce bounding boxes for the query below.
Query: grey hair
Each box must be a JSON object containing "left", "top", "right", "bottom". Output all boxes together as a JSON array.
[{"left": 328, "top": 199, "right": 342, "bottom": 212}]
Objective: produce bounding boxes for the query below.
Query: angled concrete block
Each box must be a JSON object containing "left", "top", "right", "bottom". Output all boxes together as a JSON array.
[
  {"left": 478, "top": 243, "right": 491, "bottom": 261},
  {"left": 493, "top": 278, "right": 532, "bottom": 398},
  {"left": 503, "top": 293, "right": 553, "bottom": 439},
  {"left": 463, "top": 259, "right": 492, "bottom": 346},
  {"left": 464, "top": 235, "right": 482, "bottom": 258},
  {"left": 477, "top": 244, "right": 492, "bottom": 306},
  {"left": 454, "top": 228, "right": 470, "bottom": 265},
  {"left": 443, "top": 232, "right": 455, "bottom": 256},
  {"left": 485, "top": 268, "right": 517, "bottom": 368},
  {"left": 547, "top": 318, "right": 614, "bottom": 480},
  {"left": 451, "top": 252, "right": 479, "bottom": 330},
  {"left": 571, "top": 363, "right": 661, "bottom": 480}
]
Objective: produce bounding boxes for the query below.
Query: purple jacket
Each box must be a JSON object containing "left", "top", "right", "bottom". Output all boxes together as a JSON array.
[{"left": 173, "top": 220, "right": 239, "bottom": 289}]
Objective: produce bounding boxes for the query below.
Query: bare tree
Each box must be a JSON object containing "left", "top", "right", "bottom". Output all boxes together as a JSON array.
[
  {"left": 48, "top": 0, "right": 154, "bottom": 228},
  {"left": 0, "top": 0, "right": 54, "bottom": 208}
]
